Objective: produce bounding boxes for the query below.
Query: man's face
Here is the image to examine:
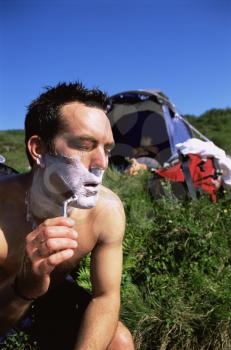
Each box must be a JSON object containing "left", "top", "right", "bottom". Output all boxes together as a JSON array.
[
  {"left": 32, "top": 102, "right": 115, "bottom": 210},
  {"left": 53, "top": 102, "right": 115, "bottom": 170}
]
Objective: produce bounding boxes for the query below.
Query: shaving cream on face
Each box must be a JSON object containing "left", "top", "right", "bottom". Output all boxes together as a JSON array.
[{"left": 28, "top": 154, "right": 104, "bottom": 219}]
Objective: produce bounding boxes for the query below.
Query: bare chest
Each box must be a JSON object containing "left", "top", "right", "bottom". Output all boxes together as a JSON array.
[{"left": 54, "top": 219, "right": 97, "bottom": 275}]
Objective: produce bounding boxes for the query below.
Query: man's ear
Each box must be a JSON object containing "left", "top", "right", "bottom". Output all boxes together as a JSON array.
[{"left": 27, "top": 135, "right": 47, "bottom": 165}]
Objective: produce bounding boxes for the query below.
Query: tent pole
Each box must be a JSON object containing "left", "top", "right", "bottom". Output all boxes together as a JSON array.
[{"left": 176, "top": 114, "right": 210, "bottom": 142}]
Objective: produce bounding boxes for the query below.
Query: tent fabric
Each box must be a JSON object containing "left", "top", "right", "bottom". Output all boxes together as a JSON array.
[
  {"left": 162, "top": 105, "right": 192, "bottom": 156},
  {"left": 161, "top": 105, "right": 175, "bottom": 154},
  {"left": 108, "top": 90, "right": 192, "bottom": 167}
]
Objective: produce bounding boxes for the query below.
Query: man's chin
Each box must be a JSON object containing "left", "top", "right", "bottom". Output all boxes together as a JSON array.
[{"left": 71, "top": 194, "right": 99, "bottom": 209}]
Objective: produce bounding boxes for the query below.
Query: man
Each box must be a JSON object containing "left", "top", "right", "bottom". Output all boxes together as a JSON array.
[{"left": 0, "top": 82, "right": 134, "bottom": 349}]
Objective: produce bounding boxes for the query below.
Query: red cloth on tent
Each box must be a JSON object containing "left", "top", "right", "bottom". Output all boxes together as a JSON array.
[
  {"left": 156, "top": 162, "right": 185, "bottom": 182},
  {"left": 155, "top": 154, "right": 221, "bottom": 202}
]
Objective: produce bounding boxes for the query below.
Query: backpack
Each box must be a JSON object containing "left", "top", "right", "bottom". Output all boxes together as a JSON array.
[
  {"left": 149, "top": 153, "right": 223, "bottom": 202},
  {"left": 0, "top": 163, "right": 19, "bottom": 177}
]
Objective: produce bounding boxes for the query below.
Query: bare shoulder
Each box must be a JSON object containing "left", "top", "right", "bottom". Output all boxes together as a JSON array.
[
  {"left": 0, "top": 173, "right": 30, "bottom": 259},
  {"left": 0, "top": 174, "right": 20, "bottom": 217},
  {"left": 0, "top": 173, "right": 27, "bottom": 198},
  {"left": 0, "top": 177, "right": 15, "bottom": 262},
  {"left": 94, "top": 185, "right": 125, "bottom": 243},
  {"left": 98, "top": 185, "right": 124, "bottom": 209}
]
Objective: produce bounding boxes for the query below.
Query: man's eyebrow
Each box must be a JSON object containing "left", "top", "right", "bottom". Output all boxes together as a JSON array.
[
  {"left": 69, "top": 135, "right": 97, "bottom": 142},
  {"left": 68, "top": 135, "right": 115, "bottom": 148},
  {"left": 105, "top": 142, "right": 115, "bottom": 149}
]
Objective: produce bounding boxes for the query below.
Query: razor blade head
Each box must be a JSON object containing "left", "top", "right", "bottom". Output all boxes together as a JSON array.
[{"left": 62, "top": 195, "right": 78, "bottom": 217}]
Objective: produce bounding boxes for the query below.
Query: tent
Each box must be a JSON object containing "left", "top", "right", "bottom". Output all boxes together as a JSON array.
[{"left": 108, "top": 89, "right": 193, "bottom": 169}]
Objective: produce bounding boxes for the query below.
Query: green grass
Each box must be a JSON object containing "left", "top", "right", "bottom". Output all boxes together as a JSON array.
[
  {"left": 102, "top": 170, "right": 231, "bottom": 349},
  {"left": 75, "top": 169, "right": 231, "bottom": 349},
  {"left": 0, "top": 130, "right": 29, "bottom": 172},
  {"left": 185, "top": 108, "right": 231, "bottom": 154}
]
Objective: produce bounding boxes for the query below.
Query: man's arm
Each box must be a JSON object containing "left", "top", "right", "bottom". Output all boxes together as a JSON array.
[
  {"left": 0, "top": 279, "right": 32, "bottom": 335},
  {"left": 0, "top": 217, "right": 78, "bottom": 335},
  {"left": 74, "top": 193, "right": 125, "bottom": 350},
  {"left": 0, "top": 230, "right": 32, "bottom": 335}
]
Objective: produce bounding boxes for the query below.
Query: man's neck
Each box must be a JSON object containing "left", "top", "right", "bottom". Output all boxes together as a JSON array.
[{"left": 25, "top": 167, "right": 66, "bottom": 226}]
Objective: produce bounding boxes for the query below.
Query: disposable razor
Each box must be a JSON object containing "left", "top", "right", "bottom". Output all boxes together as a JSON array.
[{"left": 62, "top": 195, "right": 78, "bottom": 217}]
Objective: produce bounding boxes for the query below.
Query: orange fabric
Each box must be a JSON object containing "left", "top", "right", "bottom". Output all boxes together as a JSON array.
[{"left": 124, "top": 158, "right": 148, "bottom": 176}]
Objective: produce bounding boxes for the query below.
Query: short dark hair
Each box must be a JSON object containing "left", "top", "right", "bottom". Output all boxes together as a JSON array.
[{"left": 25, "top": 82, "right": 110, "bottom": 166}]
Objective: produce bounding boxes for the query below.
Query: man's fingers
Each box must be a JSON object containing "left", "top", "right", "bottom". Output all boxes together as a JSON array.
[
  {"left": 32, "top": 238, "right": 78, "bottom": 258},
  {"left": 26, "top": 217, "right": 76, "bottom": 242},
  {"left": 42, "top": 217, "right": 75, "bottom": 228},
  {"left": 46, "top": 237, "right": 78, "bottom": 251},
  {"left": 27, "top": 227, "right": 78, "bottom": 250},
  {"left": 37, "top": 249, "right": 74, "bottom": 275},
  {"left": 25, "top": 217, "right": 77, "bottom": 277},
  {"left": 41, "top": 226, "right": 78, "bottom": 239},
  {"left": 26, "top": 225, "right": 78, "bottom": 260}
]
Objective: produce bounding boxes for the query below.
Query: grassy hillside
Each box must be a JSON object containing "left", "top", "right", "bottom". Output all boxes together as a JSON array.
[
  {"left": 185, "top": 108, "right": 231, "bottom": 154},
  {"left": 0, "top": 130, "right": 29, "bottom": 172},
  {"left": 102, "top": 170, "right": 231, "bottom": 349}
]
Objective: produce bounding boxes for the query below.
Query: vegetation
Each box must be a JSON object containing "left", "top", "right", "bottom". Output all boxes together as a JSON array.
[
  {"left": 1, "top": 107, "right": 231, "bottom": 349},
  {"left": 78, "top": 171, "right": 231, "bottom": 350},
  {"left": 0, "top": 130, "right": 29, "bottom": 172},
  {"left": 185, "top": 108, "right": 231, "bottom": 154}
]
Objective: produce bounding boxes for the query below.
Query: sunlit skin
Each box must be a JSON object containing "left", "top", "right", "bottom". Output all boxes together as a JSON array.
[{"left": 0, "top": 102, "right": 134, "bottom": 349}]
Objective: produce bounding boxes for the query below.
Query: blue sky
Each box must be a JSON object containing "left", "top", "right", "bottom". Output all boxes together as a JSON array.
[{"left": 0, "top": 0, "right": 230, "bottom": 130}]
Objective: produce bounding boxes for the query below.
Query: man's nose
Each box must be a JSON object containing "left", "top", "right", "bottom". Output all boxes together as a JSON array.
[{"left": 91, "top": 146, "right": 108, "bottom": 170}]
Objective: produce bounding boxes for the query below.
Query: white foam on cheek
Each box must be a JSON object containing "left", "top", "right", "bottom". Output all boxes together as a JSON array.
[
  {"left": 55, "top": 155, "right": 105, "bottom": 209},
  {"left": 45, "top": 154, "right": 104, "bottom": 193},
  {"left": 28, "top": 154, "right": 105, "bottom": 219}
]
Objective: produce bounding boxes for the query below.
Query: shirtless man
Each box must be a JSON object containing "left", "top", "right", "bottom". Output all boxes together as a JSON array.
[{"left": 0, "top": 82, "right": 134, "bottom": 349}]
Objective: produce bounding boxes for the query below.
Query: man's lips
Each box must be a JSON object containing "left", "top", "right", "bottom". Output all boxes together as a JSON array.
[
  {"left": 84, "top": 181, "right": 100, "bottom": 187},
  {"left": 84, "top": 182, "right": 100, "bottom": 194}
]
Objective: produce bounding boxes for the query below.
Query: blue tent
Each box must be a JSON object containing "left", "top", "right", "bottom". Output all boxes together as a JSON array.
[{"left": 108, "top": 89, "right": 193, "bottom": 169}]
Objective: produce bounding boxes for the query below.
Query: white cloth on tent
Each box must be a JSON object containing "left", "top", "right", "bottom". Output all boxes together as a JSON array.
[
  {"left": 217, "top": 156, "right": 231, "bottom": 187},
  {"left": 175, "top": 138, "right": 231, "bottom": 188},
  {"left": 0, "top": 155, "right": 6, "bottom": 163},
  {"left": 176, "top": 138, "right": 226, "bottom": 159}
]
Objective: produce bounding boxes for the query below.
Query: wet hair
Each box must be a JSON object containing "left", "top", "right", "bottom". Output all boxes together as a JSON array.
[{"left": 25, "top": 82, "right": 110, "bottom": 166}]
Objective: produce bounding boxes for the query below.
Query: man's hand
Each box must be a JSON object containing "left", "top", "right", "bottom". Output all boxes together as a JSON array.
[{"left": 16, "top": 217, "right": 78, "bottom": 299}]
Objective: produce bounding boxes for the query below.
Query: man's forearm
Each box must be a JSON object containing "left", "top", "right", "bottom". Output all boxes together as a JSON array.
[
  {"left": 74, "top": 294, "right": 120, "bottom": 350},
  {"left": 0, "top": 282, "right": 32, "bottom": 335}
]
